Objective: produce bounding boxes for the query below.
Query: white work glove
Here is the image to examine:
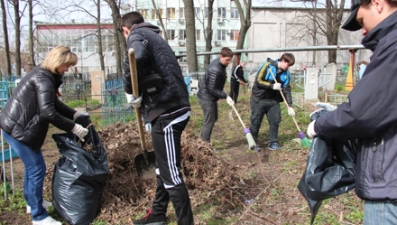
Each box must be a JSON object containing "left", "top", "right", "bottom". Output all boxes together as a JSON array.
[
  {"left": 125, "top": 93, "right": 142, "bottom": 108},
  {"left": 226, "top": 96, "right": 234, "bottom": 106},
  {"left": 145, "top": 123, "right": 152, "bottom": 133},
  {"left": 71, "top": 123, "right": 89, "bottom": 142},
  {"left": 73, "top": 111, "right": 89, "bottom": 120},
  {"left": 288, "top": 107, "right": 295, "bottom": 117},
  {"left": 315, "top": 102, "right": 337, "bottom": 111},
  {"left": 272, "top": 83, "right": 282, "bottom": 91},
  {"left": 307, "top": 121, "right": 317, "bottom": 139}
]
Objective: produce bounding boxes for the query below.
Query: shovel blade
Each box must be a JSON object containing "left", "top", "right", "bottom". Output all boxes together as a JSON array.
[{"left": 134, "top": 151, "right": 156, "bottom": 179}]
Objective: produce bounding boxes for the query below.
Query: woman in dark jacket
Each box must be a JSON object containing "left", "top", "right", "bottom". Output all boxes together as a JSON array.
[{"left": 0, "top": 46, "right": 88, "bottom": 225}]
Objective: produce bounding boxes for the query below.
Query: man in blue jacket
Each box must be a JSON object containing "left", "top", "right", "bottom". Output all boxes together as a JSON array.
[
  {"left": 121, "top": 12, "right": 193, "bottom": 225},
  {"left": 307, "top": 0, "right": 397, "bottom": 223},
  {"left": 250, "top": 54, "right": 295, "bottom": 151}
]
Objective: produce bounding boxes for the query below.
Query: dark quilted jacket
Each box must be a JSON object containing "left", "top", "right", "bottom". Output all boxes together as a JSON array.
[
  {"left": 197, "top": 58, "right": 228, "bottom": 101},
  {"left": 123, "top": 22, "right": 190, "bottom": 123},
  {"left": 0, "top": 65, "right": 76, "bottom": 152}
]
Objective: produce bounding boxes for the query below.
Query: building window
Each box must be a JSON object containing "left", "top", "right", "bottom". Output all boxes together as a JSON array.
[
  {"left": 179, "top": 8, "right": 185, "bottom": 18},
  {"left": 152, "top": 9, "right": 163, "bottom": 19},
  {"left": 204, "top": 7, "right": 209, "bottom": 18},
  {"left": 196, "top": 30, "right": 200, "bottom": 41},
  {"left": 167, "top": 8, "right": 175, "bottom": 19},
  {"left": 230, "top": 30, "right": 239, "bottom": 41},
  {"left": 218, "top": 7, "right": 226, "bottom": 18},
  {"left": 139, "top": 9, "right": 149, "bottom": 19},
  {"left": 230, "top": 7, "right": 239, "bottom": 19},
  {"left": 195, "top": 7, "right": 201, "bottom": 18},
  {"left": 217, "top": 30, "right": 226, "bottom": 41},
  {"left": 179, "top": 51, "right": 187, "bottom": 62},
  {"left": 178, "top": 30, "right": 186, "bottom": 40},
  {"left": 167, "top": 29, "right": 176, "bottom": 40}
]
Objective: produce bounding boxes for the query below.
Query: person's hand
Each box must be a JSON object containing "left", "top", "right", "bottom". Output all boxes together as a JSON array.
[
  {"left": 288, "top": 107, "right": 295, "bottom": 117},
  {"left": 73, "top": 111, "right": 89, "bottom": 120},
  {"left": 315, "top": 102, "right": 337, "bottom": 111},
  {"left": 145, "top": 123, "right": 152, "bottom": 133},
  {"left": 226, "top": 96, "right": 234, "bottom": 106},
  {"left": 272, "top": 83, "right": 282, "bottom": 91},
  {"left": 125, "top": 93, "right": 142, "bottom": 108},
  {"left": 72, "top": 123, "right": 89, "bottom": 142},
  {"left": 307, "top": 121, "right": 317, "bottom": 139},
  {"left": 239, "top": 81, "right": 245, "bottom": 85}
]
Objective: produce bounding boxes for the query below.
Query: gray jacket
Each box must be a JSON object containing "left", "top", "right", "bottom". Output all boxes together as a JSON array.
[{"left": 314, "top": 11, "right": 397, "bottom": 202}]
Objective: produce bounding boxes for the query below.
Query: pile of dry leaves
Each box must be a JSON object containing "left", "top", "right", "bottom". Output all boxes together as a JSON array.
[{"left": 94, "top": 121, "right": 256, "bottom": 223}]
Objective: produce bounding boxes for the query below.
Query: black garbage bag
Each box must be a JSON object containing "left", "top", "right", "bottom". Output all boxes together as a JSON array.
[
  {"left": 52, "top": 116, "right": 108, "bottom": 225},
  {"left": 298, "top": 109, "right": 357, "bottom": 225}
]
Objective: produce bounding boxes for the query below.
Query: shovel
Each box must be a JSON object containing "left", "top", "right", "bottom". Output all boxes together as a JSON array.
[{"left": 128, "top": 48, "right": 156, "bottom": 179}]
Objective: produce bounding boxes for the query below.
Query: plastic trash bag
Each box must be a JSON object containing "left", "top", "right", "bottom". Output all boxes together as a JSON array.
[
  {"left": 52, "top": 116, "right": 108, "bottom": 225},
  {"left": 298, "top": 109, "right": 357, "bottom": 225}
]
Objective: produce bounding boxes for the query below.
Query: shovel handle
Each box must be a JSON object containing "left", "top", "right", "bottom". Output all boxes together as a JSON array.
[{"left": 128, "top": 49, "right": 148, "bottom": 153}]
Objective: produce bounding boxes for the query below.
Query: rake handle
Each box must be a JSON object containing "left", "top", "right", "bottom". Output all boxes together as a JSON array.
[{"left": 268, "top": 68, "right": 302, "bottom": 133}]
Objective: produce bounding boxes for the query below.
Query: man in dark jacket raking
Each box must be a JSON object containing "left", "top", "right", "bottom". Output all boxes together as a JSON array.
[
  {"left": 197, "top": 47, "right": 235, "bottom": 143},
  {"left": 121, "top": 12, "right": 193, "bottom": 225},
  {"left": 229, "top": 61, "right": 247, "bottom": 104},
  {"left": 307, "top": 0, "right": 397, "bottom": 223},
  {"left": 250, "top": 54, "right": 295, "bottom": 152}
]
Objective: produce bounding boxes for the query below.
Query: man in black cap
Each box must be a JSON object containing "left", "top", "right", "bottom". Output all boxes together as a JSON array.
[{"left": 307, "top": 0, "right": 397, "bottom": 223}]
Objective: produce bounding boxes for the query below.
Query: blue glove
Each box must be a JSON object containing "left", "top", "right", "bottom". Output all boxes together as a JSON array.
[{"left": 315, "top": 102, "right": 337, "bottom": 111}]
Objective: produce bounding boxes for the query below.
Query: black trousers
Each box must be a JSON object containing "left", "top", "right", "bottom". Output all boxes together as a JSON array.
[
  {"left": 229, "top": 78, "right": 240, "bottom": 103},
  {"left": 249, "top": 98, "right": 281, "bottom": 145},
  {"left": 151, "top": 112, "right": 194, "bottom": 225}
]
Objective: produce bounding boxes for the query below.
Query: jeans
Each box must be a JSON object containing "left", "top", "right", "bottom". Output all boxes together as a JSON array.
[
  {"left": 364, "top": 201, "right": 397, "bottom": 225},
  {"left": 2, "top": 131, "right": 49, "bottom": 221}
]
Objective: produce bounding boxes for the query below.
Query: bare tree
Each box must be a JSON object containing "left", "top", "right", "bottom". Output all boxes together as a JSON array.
[
  {"left": 11, "top": 0, "right": 22, "bottom": 75},
  {"left": 324, "top": 0, "right": 345, "bottom": 63},
  {"left": 103, "top": 0, "right": 125, "bottom": 77},
  {"left": 203, "top": 0, "right": 214, "bottom": 69},
  {"left": 151, "top": 0, "right": 168, "bottom": 41},
  {"left": 233, "top": 0, "right": 252, "bottom": 65},
  {"left": 0, "top": 0, "right": 11, "bottom": 76},
  {"left": 27, "top": 0, "right": 35, "bottom": 70},
  {"left": 184, "top": 0, "right": 198, "bottom": 72}
]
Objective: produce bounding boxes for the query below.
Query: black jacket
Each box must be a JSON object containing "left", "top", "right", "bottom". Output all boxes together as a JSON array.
[
  {"left": 0, "top": 65, "right": 76, "bottom": 152},
  {"left": 123, "top": 23, "right": 190, "bottom": 123},
  {"left": 231, "top": 64, "right": 247, "bottom": 83},
  {"left": 314, "top": 11, "right": 397, "bottom": 202},
  {"left": 251, "top": 59, "right": 293, "bottom": 105},
  {"left": 197, "top": 58, "right": 228, "bottom": 101}
]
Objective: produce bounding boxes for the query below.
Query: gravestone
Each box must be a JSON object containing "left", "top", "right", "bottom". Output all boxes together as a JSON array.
[{"left": 304, "top": 68, "right": 318, "bottom": 100}]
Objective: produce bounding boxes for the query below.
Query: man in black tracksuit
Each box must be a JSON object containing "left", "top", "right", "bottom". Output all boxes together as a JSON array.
[
  {"left": 229, "top": 61, "right": 247, "bottom": 104},
  {"left": 307, "top": 0, "right": 397, "bottom": 223},
  {"left": 197, "top": 47, "right": 234, "bottom": 143},
  {"left": 121, "top": 12, "right": 193, "bottom": 225}
]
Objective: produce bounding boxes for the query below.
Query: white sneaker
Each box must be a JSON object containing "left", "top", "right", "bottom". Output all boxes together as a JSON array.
[
  {"left": 32, "top": 216, "right": 61, "bottom": 225},
  {"left": 26, "top": 200, "right": 53, "bottom": 214}
]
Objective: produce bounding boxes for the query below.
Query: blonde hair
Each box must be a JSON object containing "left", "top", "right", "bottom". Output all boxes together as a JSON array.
[{"left": 41, "top": 45, "right": 78, "bottom": 74}]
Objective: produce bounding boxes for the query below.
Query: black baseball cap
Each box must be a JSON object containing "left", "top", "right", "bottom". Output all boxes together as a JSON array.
[{"left": 341, "top": 0, "right": 368, "bottom": 31}]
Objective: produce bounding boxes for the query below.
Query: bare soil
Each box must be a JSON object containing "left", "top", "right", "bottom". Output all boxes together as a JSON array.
[{"left": 0, "top": 93, "right": 363, "bottom": 225}]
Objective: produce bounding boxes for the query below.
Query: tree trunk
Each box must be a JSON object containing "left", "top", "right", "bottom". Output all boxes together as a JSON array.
[
  {"left": 204, "top": 0, "right": 214, "bottom": 69},
  {"left": 28, "top": 0, "right": 35, "bottom": 71},
  {"left": 0, "top": 0, "right": 11, "bottom": 76},
  {"left": 13, "top": 0, "right": 22, "bottom": 76},
  {"left": 184, "top": 0, "right": 198, "bottom": 72},
  {"left": 233, "top": 0, "right": 251, "bottom": 66},
  {"left": 104, "top": 0, "right": 124, "bottom": 78},
  {"left": 96, "top": 0, "right": 105, "bottom": 71},
  {"left": 325, "top": 0, "right": 345, "bottom": 63}
]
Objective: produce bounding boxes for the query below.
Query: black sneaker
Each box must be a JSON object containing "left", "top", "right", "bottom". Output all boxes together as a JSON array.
[
  {"left": 268, "top": 142, "right": 282, "bottom": 151},
  {"left": 133, "top": 209, "right": 167, "bottom": 225}
]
